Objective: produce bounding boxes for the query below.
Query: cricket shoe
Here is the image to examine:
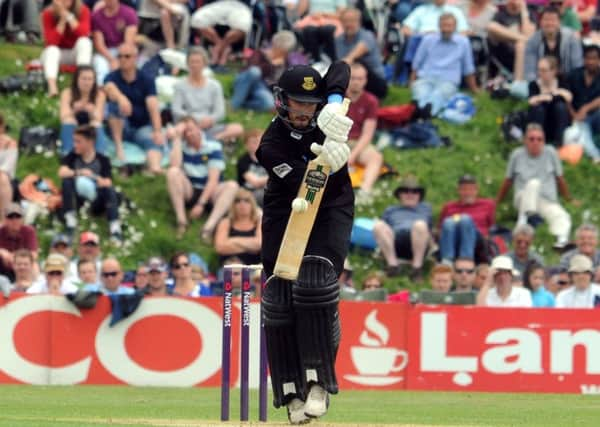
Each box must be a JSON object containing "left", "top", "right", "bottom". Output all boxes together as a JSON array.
[
  {"left": 304, "top": 384, "right": 329, "bottom": 418},
  {"left": 287, "top": 398, "right": 311, "bottom": 425}
]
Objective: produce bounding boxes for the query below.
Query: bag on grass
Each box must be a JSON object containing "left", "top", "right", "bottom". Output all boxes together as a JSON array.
[{"left": 18, "top": 126, "right": 58, "bottom": 154}]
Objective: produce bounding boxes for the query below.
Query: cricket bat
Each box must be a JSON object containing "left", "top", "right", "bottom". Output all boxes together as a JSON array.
[{"left": 274, "top": 98, "right": 351, "bottom": 281}]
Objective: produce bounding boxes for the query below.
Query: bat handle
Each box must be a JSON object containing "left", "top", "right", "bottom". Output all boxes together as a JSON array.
[{"left": 341, "top": 98, "right": 350, "bottom": 116}]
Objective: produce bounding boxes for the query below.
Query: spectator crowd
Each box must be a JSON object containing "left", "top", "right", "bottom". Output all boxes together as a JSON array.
[{"left": 0, "top": 0, "right": 600, "bottom": 309}]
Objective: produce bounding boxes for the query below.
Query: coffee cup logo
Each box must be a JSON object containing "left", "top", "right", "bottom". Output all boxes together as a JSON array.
[{"left": 344, "top": 310, "right": 408, "bottom": 386}]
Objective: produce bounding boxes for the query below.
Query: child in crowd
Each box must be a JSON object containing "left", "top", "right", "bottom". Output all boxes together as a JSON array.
[
  {"left": 524, "top": 262, "right": 555, "bottom": 307},
  {"left": 78, "top": 258, "right": 98, "bottom": 287}
]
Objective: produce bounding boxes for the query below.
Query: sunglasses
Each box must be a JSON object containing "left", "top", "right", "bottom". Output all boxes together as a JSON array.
[
  {"left": 527, "top": 137, "right": 544, "bottom": 141},
  {"left": 456, "top": 268, "right": 475, "bottom": 274},
  {"left": 118, "top": 53, "right": 134, "bottom": 59},
  {"left": 101, "top": 271, "right": 119, "bottom": 278},
  {"left": 6, "top": 213, "right": 22, "bottom": 219},
  {"left": 557, "top": 280, "right": 570, "bottom": 286},
  {"left": 234, "top": 197, "right": 251, "bottom": 203},
  {"left": 173, "top": 263, "right": 189, "bottom": 269},
  {"left": 399, "top": 188, "right": 421, "bottom": 194},
  {"left": 47, "top": 270, "right": 63, "bottom": 276},
  {"left": 82, "top": 242, "right": 99, "bottom": 247}
]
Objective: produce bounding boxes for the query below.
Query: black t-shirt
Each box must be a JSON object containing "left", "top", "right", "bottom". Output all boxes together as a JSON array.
[
  {"left": 256, "top": 61, "right": 354, "bottom": 217},
  {"left": 528, "top": 76, "right": 569, "bottom": 99},
  {"left": 62, "top": 151, "right": 113, "bottom": 179},
  {"left": 237, "top": 153, "right": 268, "bottom": 190},
  {"left": 568, "top": 67, "right": 600, "bottom": 111},
  {"left": 492, "top": 8, "right": 521, "bottom": 30},
  {"left": 543, "top": 32, "right": 561, "bottom": 66}
]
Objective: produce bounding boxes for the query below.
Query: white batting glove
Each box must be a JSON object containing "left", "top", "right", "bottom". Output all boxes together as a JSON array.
[
  {"left": 317, "top": 103, "right": 353, "bottom": 143},
  {"left": 310, "top": 140, "right": 350, "bottom": 173}
]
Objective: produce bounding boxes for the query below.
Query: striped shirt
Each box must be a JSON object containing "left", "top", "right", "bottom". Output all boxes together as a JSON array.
[{"left": 182, "top": 139, "right": 225, "bottom": 189}]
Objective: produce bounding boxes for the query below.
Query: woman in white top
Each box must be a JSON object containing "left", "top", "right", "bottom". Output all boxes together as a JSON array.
[{"left": 556, "top": 254, "right": 600, "bottom": 308}]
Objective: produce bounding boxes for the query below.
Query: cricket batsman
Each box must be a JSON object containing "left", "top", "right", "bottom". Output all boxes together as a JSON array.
[{"left": 256, "top": 61, "right": 354, "bottom": 424}]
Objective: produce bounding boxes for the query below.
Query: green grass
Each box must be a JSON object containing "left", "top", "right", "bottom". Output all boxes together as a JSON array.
[
  {"left": 2, "top": 42, "right": 600, "bottom": 288},
  {"left": 0, "top": 385, "right": 597, "bottom": 426}
]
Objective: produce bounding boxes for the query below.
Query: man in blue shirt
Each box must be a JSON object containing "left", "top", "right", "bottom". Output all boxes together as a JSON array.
[
  {"left": 335, "top": 8, "right": 387, "bottom": 99},
  {"left": 373, "top": 175, "right": 432, "bottom": 282},
  {"left": 104, "top": 43, "right": 165, "bottom": 175},
  {"left": 410, "top": 13, "right": 479, "bottom": 117}
]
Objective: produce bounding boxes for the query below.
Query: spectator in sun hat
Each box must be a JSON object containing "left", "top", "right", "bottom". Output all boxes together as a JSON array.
[
  {"left": 438, "top": 174, "right": 496, "bottom": 265},
  {"left": 145, "top": 256, "right": 170, "bottom": 296},
  {"left": 27, "top": 253, "right": 78, "bottom": 295},
  {"left": 68, "top": 231, "right": 102, "bottom": 282},
  {"left": 555, "top": 254, "right": 600, "bottom": 307},
  {"left": 0, "top": 202, "right": 39, "bottom": 281},
  {"left": 477, "top": 255, "right": 533, "bottom": 307},
  {"left": 372, "top": 175, "right": 432, "bottom": 282}
]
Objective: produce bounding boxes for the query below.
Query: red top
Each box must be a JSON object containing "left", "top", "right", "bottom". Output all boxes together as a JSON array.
[
  {"left": 438, "top": 198, "right": 496, "bottom": 236},
  {"left": 42, "top": 5, "right": 91, "bottom": 49},
  {"left": 0, "top": 225, "right": 39, "bottom": 253},
  {"left": 347, "top": 91, "right": 379, "bottom": 140}
]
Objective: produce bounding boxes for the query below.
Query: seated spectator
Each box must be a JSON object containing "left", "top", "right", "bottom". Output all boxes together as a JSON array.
[
  {"left": 49, "top": 233, "right": 73, "bottom": 260},
  {"left": 237, "top": 129, "right": 267, "bottom": 206},
  {"left": 568, "top": 45, "right": 600, "bottom": 156},
  {"left": 191, "top": 264, "right": 212, "bottom": 294},
  {"left": 59, "top": 66, "right": 107, "bottom": 156},
  {"left": 104, "top": 43, "right": 165, "bottom": 171},
  {"left": 459, "top": 0, "right": 496, "bottom": 39},
  {"left": 171, "top": 47, "right": 243, "bottom": 142},
  {"left": 231, "top": 30, "right": 297, "bottom": 112},
  {"left": 59, "top": 125, "right": 122, "bottom": 242},
  {"left": 91, "top": 0, "right": 138, "bottom": 85},
  {"left": 524, "top": 7, "right": 583, "bottom": 82},
  {"left": 1, "top": 0, "right": 41, "bottom": 43},
  {"left": 97, "top": 257, "right": 134, "bottom": 295},
  {"left": 559, "top": 223, "right": 600, "bottom": 271},
  {"left": 477, "top": 255, "right": 533, "bottom": 307},
  {"left": 214, "top": 188, "right": 262, "bottom": 266},
  {"left": 486, "top": 0, "right": 534, "bottom": 82},
  {"left": 554, "top": 0, "right": 582, "bottom": 34},
  {"left": 431, "top": 264, "right": 453, "bottom": 292},
  {"left": 137, "top": 0, "right": 190, "bottom": 50},
  {"left": 0, "top": 113, "right": 18, "bottom": 215},
  {"left": 167, "top": 116, "right": 239, "bottom": 241},
  {"left": 68, "top": 231, "right": 102, "bottom": 282},
  {"left": 372, "top": 176, "right": 432, "bottom": 282},
  {"left": 474, "top": 263, "right": 488, "bottom": 290},
  {"left": 556, "top": 254, "right": 600, "bottom": 307},
  {"left": 545, "top": 265, "right": 570, "bottom": 295},
  {"left": 293, "top": 0, "right": 345, "bottom": 63},
  {"left": 523, "top": 261, "right": 555, "bottom": 307},
  {"left": 27, "top": 253, "right": 78, "bottom": 295},
  {"left": 134, "top": 263, "right": 149, "bottom": 291},
  {"left": 402, "top": 0, "right": 468, "bottom": 36},
  {"left": 573, "top": 0, "right": 596, "bottom": 34},
  {"left": 345, "top": 62, "right": 383, "bottom": 201},
  {"left": 410, "top": 13, "right": 479, "bottom": 118},
  {"left": 506, "top": 224, "right": 545, "bottom": 277},
  {"left": 77, "top": 259, "right": 98, "bottom": 286},
  {"left": 527, "top": 56, "right": 572, "bottom": 147},
  {"left": 190, "top": 0, "right": 252, "bottom": 69},
  {"left": 41, "top": 0, "right": 92, "bottom": 97},
  {"left": 11, "top": 249, "right": 37, "bottom": 292},
  {"left": 145, "top": 256, "right": 169, "bottom": 295},
  {"left": 496, "top": 123, "right": 576, "bottom": 249},
  {"left": 169, "top": 251, "right": 210, "bottom": 296},
  {"left": 438, "top": 174, "right": 495, "bottom": 264},
  {"left": 336, "top": 8, "right": 387, "bottom": 99},
  {"left": 453, "top": 258, "right": 477, "bottom": 291},
  {"left": 362, "top": 271, "right": 386, "bottom": 290},
  {"left": 0, "top": 203, "right": 39, "bottom": 280}
]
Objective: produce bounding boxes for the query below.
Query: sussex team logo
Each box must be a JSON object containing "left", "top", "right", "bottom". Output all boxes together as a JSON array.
[{"left": 302, "top": 77, "right": 316, "bottom": 91}]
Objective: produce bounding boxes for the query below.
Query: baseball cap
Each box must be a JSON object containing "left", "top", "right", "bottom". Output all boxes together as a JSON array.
[
  {"left": 80, "top": 231, "right": 100, "bottom": 245},
  {"left": 51, "top": 233, "right": 71, "bottom": 247},
  {"left": 5, "top": 202, "right": 23, "bottom": 216},
  {"left": 458, "top": 174, "right": 477, "bottom": 185},
  {"left": 147, "top": 257, "right": 167, "bottom": 273},
  {"left": 568, "top": 254, "right": 593, "bottom": 273},
  {"left": 44, "top": 253, "right": 67, "bottom": 273},
  {"left": 277, "top": 65, "right": 324, "bottom": 103}
]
